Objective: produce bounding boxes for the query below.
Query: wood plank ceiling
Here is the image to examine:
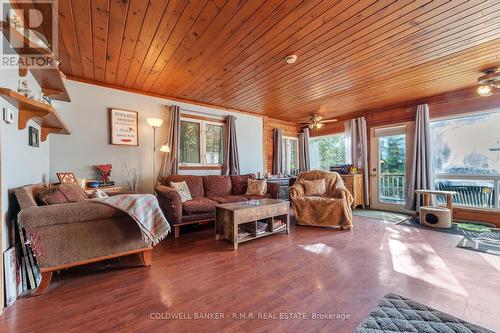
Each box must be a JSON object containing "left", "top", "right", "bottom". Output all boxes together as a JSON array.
[{"left": 14, "top": 0, "right": 500, "bottom": 122}]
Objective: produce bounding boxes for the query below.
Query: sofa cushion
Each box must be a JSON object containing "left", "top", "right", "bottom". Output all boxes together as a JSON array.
[
  {"left": 203, "top": 175, "right": 232, "bottom": 197},
  {"left": 182, "top": 197, "right": 218, "bottom": 215},
  {"left": 14, "top": 183, "right": 49, "bottom": 210},
  {"left": 208, "top": 195, "right": 248, "bottom": 204},
  {"left": 39, "top": 184, "right": 89, "bottom": 205},
  {"left": 303, "top": 179, "right": 326, "bottom": 196},
  {"left": 161, "top": 175, "right": 204, "bottom": 198},
  {"left": 245, "top": 193, "right": 272, "bottom": 200},
  {"left": 230, "top": 174, "right": 256, "bottom": 195}
]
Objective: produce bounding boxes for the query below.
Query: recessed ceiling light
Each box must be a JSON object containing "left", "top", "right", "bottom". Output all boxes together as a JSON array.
[{"left": 285, "top": 54, "right": 297, "bottom": 64}]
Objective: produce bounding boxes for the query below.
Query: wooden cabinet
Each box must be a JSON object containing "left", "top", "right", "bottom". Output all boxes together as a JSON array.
[
  {"left": 265, "top": 177, "right": 296, "bottom": 200},
  {"left": 340, "top": 174, "right": 365, "bottom": 209}
]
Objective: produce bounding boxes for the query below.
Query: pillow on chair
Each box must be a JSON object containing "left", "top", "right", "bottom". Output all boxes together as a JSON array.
[
  {"left": 39, "top": 184, "right": 89, "bottom": 205},
  {"left": 171, "top": 181, "right": 192, "bottom": 202},
  {"left": 302, "top": 179, "right": 326, "bottom": 196},
  {"left": 246, "top": 179, "right": 267, "bottom": 196}
]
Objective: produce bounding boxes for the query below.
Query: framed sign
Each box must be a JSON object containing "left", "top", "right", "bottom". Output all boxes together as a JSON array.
[{"left": 109, "top": 109, "right": 139, "bottom": 146}]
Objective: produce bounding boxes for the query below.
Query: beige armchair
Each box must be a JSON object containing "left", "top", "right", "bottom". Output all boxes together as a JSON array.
[{"left": 290, "top": 171, "right": 354, "bottom": 229}]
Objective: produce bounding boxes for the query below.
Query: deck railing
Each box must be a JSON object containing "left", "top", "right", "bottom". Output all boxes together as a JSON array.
[
  {"left": 380, "top": 173, "right": 406, "bottom": 203},
  {"left": 378, "top": 173, "right": 500, "bottom": 209},
  {"left": 434, "top": 174, "right": 500, "bottom": 209}
]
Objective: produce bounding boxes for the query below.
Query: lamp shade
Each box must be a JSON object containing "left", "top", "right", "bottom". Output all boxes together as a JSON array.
[
  {"left": 160, "top": 145, "right": 170, "bottom": 153},
  {"left": 147, "top": 117, "right": 164, "bottom": 127}
]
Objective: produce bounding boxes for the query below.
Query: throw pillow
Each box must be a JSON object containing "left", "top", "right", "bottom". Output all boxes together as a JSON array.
[
  {"left": 171, "top": 181, "right": 192, "bottom": 202},
  {"left": 302, "top": 179, "right": 326, "bottom": 196},
  {"left": 89, "top": 189, "right": 109, "bottom": 199},
  {"left": 245, "top": 179, "right": 267, "bottom": 196},
  {"left": 39, "top": 184, "right": 89, "bottom": 205}
]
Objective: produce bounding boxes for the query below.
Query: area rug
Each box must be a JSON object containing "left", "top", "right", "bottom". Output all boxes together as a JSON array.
[
  {"left": 397, "top": 218, "right": 500, "bottom": 257},
  {"left": 353, "top": 209, "right": 411, "bottom": 223},
  {"left": 353, "top": 293, "right": 495, "bottom": 333}
]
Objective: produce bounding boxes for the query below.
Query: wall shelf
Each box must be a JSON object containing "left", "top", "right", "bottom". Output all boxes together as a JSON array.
[
  {"left": 0, "top": 21, "right": 71, "bottom": 102},
  {"left": 0, "top": 88, "right": 70, "bottom": 142}
]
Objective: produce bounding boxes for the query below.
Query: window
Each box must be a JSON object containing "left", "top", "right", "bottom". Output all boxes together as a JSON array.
[
  {"left": 309, "top": 134, "right": 346, "bottom": 171},
  {"left": 282, "top": 137, "right": 298, "bottom": 175},
  {"left": 179, "top": 118, "right": 224, "bottom": 166},
  {"left": 431, "top": 110, "right": 500, "bottom": 209}
]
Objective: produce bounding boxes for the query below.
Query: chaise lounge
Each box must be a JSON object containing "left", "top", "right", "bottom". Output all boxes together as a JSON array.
[{"left": 14, "top": 184, "right": 153, "bottom": 295}]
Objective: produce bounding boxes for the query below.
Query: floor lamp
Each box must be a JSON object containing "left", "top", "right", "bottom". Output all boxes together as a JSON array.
[{"left": 147, "top": 118, "right": 164, "bottom": 192}]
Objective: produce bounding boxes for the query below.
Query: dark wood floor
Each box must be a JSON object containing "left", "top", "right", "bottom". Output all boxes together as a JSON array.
[{"left": 1, "top": 217, "right": 499, "bottom": 333}]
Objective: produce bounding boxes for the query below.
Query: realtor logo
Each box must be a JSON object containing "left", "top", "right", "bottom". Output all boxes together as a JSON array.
[{"left": 1, "top": 0, "right": 58, "bottom": 70}]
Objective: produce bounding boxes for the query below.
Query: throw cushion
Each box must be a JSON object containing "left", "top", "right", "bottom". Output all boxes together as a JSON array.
[
  {"left": 170, "top": 181, "right": 192, "bottom": 202},
  {"left": 245, "top": 179, "right": 267, "bottom": 196},
  {"left": 302, "top": 179, "right": 326, "bottom": 196},
  {"left": 39, "top": 184, "right": 88, "bottom": 205},
  {"left": 203, "top": 175, "right": 232, "bottom": 197},
  {"left": 162, "top": 175, "right": 204, "bottom": 197}
]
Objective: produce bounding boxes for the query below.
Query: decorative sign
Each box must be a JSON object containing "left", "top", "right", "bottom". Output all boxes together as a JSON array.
[{"left": 109, "top": 109, "right": 139, "bottom": 146}]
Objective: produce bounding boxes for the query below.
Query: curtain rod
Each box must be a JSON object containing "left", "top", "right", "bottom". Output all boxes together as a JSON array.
[{"left": 165, "top": 104, "right": 235, "bottom": 119}]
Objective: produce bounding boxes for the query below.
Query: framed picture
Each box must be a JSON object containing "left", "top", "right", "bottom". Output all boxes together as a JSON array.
[
  {"left": 56, "top": 172, "right": 78, "bottom": 185},
  {"left": 109, "top": 109, "right": 139, "bottom": 146},
  {"left": 28, "top": 126, "right": 39, "bottom": 147}
]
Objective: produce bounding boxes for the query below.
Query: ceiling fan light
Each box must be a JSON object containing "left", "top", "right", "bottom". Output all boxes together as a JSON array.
[
  {"left": 477, "top": 85, "right": 493, "bottom": 97},
  {"left": 317, "top": 123, "right": 324, "bottom": 128}
]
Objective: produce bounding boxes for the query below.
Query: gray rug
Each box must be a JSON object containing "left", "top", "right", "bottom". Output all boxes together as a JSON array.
[
  {"left": 353, "top": 293, "right": 495, "bottom": 333},
  {"left": 353, "top": 209, "right": 411, "bottom": 223},
  {"left": 397, "top": 218, "right": 500, "bottom": 257}
]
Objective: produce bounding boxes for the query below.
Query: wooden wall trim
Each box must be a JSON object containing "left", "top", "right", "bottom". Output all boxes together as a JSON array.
[{"left": 66, "top": 76, "right": 265, "bottom": 119}]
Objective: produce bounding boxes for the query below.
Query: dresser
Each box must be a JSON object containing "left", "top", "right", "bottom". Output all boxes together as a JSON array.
[{"left": 340, "top": 174, "right": 365, "bottom": 209}]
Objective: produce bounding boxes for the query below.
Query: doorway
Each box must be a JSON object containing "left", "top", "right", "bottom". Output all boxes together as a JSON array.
[{"left": 369, "top": 122, "right": 414, "bottom": 213}]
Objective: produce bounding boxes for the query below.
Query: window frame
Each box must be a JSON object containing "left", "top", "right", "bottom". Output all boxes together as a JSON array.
[
  {"left": 282, "top": 136, "right": 299, "bottom": 175},
  {"left": 430, "top": 108, "right": 500, "bottom": 211},
  {"left": 309, "top": 132, "right": 347, "bottom": 171},
  {"left": 179, "top": 117, "right": 225, "bottom": 167}
]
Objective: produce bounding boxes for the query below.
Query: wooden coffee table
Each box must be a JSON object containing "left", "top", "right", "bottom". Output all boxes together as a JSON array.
[{"left": 215, "top": 199, "right": 290, "bottom": 250}]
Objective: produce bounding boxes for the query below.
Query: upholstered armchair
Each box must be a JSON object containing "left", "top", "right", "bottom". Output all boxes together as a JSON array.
[{"left": 290, "top": 170, "right": 354, "bottom": 229}]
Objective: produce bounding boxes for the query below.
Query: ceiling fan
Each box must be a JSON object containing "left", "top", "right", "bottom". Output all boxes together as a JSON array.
[{"left": 300, "top": 114, "right": 338, "bottom": 129}]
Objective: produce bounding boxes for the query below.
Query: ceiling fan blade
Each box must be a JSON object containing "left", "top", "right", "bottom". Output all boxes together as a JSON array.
[{"left": 321, "top": 119, "right": 338, "bottom": 123}]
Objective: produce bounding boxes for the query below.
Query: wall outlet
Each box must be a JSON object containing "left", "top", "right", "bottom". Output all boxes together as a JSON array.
[{"left": 3, "top": 108, "right": 15, "bottom": 124}]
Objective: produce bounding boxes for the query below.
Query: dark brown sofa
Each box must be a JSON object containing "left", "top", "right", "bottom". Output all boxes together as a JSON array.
[
  {"left": 155, "top": 174, "right": 279, "bottom": 238},
  {"left": 14, "top": 184, "right": 152, "bottom": 295}
]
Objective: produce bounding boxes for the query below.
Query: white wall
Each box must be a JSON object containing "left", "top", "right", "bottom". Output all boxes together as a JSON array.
[
  {"left": 50, "top": 80, "right": 264, "bottom": 194},
  {"left": 1, "top": 60, "right": 49, "bottom": 253}
]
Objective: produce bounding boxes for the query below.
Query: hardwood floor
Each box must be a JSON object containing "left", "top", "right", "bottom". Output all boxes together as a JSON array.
[{"left": 1, "top": 217, "right": 499, "bottom": 333}]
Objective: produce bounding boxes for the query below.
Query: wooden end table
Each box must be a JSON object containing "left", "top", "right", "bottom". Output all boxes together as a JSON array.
[{"left": 215, "top": 199, "right": 290, "bottom": 250}]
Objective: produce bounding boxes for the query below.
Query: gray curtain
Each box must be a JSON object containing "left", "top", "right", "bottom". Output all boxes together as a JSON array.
[
  {"left": 345, "top": 117, "right": 369, "bottom": 206},
  {"left": 405, "top": 104, "right": 433, "bottom": 211},
  {"left": 222, "top": 115, "right": 240, "bottom": 175},
  {"left": 298, "top": 128, "right": 310, "bottom": 171},
  {"left": 272, "top": 128, "right": 283, "bottom": 175},
  {"left": 157, "top": 105, "right": 180, "bottom": 182}
]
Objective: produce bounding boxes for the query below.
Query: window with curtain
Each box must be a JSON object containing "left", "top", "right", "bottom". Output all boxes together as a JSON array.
[
  {"left": 179, "top": 118, "right": 224, "bottom": 166},
  {"left": 282, "top": 136, "right": 298, "bottom": 175},
  {"left": 431, "top": 110, "right": 500, "bottom": 209},
  {"left": 309, "top": 134, "right": 346, "bottom": 171}
]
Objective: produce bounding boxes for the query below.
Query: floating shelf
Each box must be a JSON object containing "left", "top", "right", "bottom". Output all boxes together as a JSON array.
[
  {"left": 0, "top": 21, "right": 71, "bottom": 102},
  {"left": 0, "top": 88, "right": 70, "bottom": 142}
]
